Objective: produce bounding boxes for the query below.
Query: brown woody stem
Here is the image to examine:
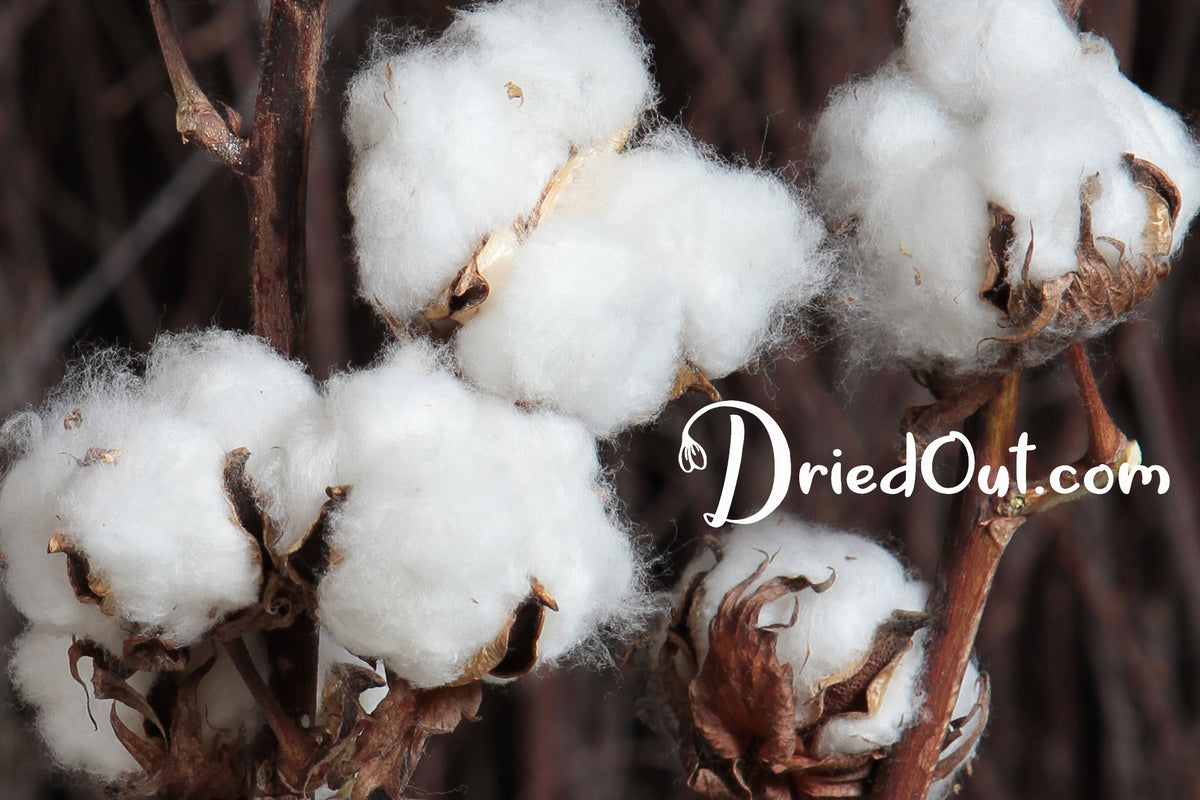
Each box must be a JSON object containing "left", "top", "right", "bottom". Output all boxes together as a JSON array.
[
  {"left": 872, "top": 368, "right": 1022, "bottom": 800},
  {"left": 147, "top": 0, "right": 247, "bottom": 168},
  {"left": 246, "top": 0, "right": 326, "bottom": 730},
  {"left": 1065, "top": 341, "right": 1125, "bottom": 464},
  {"left": 221, "top": 637, "right": 317, "bottom": 778},
  {"left": 149, "top": 0, "right": 325, "bottom": 740}
]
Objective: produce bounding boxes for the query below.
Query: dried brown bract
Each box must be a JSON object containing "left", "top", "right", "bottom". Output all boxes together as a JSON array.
[{"left": 659, "top": 551, "right": 983, "bottom": 800}]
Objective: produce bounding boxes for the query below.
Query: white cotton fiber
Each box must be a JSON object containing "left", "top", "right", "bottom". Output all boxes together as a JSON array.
[
  {"left": 0, "top": 410, "right": 125, "bottom": 645},
  {"left": 453, "top": 129, "right": 832, "bottom": 436},
  {"left": 452, "top": 218, "right": 685, "bottom": 437},
  {"left": 681, "top": 517, "right": 927, "bottom": 723},
  {"left": 569, "top": 130, "right": 832, "bottom": 377},
  {"left": 264, "top": 341, "right": 643, "bottom": 688},
  {"left": 902, "top": 0, "right": 1081, "bottom": 115},
  {"left": 346, "top": 0, "right": 653, "bottom": 320},
  {"left": 814, "top": 0, "right": 1200, "bottom": 374},
  {"left": 974, "top": 79, "right": 1125, "bottom": 282},
  {"left": 143, "top": 329, "right": 319, "bottom": 464},
  {"left": 9, "top": 628, "right": 154, "bottom": 779},
  {"left": 54, "top": 400, "right": 261, "bottom": 645}
]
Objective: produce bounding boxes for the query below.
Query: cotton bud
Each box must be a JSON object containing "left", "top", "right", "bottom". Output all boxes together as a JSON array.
[
  {"left": 261, "top": 341, "right": 646, "bottom": 689},
  {"left": 656, "top": 517, "right": 987, "bottom": 799},
  {"left": 813, "top": 0, "right": 1200, "bottom": 379},
  {"left": 346, "top": 0, "right": 653, "bottom": 321}
]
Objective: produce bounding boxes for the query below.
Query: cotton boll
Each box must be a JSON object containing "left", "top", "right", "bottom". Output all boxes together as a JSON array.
[
  {"left": 975, "top": 79, "right": 1126, "bottom": 282},
  {"left": 902, "top": 0, "right": 1081, "bottom": 114},
  {"left": 314, "top": 342, "right": 641, "bottom": 687},
  {"left": 1079, "top": 36, "right": 1200, "bottom": 250},
  {"left": 578, "top": 131, "right": 832, "bottom": 377},
  {"left": 0, "top": 412, "right": 124, "bottom": 643},
  {"left": 9, "top": 628, "right": 153, "bottom": 780},
  {"left": 681, "top": 516, "right": 928, "bottom": 715},
  {"left": 56, "top": 402, "right": 261, "bottom": 645},
  {"left": 143, "top": 329, "right": 319, "bottom": 460},
  {"left": 346, "top": 0, "right": 653, "bottom": 321},
  {"left": 662, "top": 516, "right": 988, "bottom": 796},
  {"left": 453, "top": 219, "right": 684, "bottom": 437}
]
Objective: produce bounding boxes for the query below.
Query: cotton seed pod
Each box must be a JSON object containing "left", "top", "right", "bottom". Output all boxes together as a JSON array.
[
  {"left": 262, "top": 341, "right": 647, "bottom": 689},
  {"left": 812, "top": 0, "right": 1200, "bottom": 383},
  {"left": 656, "top": 517, "right": 987, "bottom": 800},
  {"left": 345, "top": 0, "right": 653, "bottom": 322},
  {"left": 452, "top": 126, "right": 832, "bottom": 437},
  {"left": 0, "top": 356, "right": 265, "bottom": 648}
]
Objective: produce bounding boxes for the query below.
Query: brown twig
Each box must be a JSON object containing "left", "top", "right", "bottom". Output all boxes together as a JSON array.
[
  {"left": 1065, "top": 341, "right": 1125, "bottom": 464},
  {"left": 148, "top": 0, "right": 247, "bottom": 168},
  {"left": 220, "top": 637, "right": 317, "bottom": 787},
  {"left": 872, "top": 368, "right": 1023, "bottom": 800}
]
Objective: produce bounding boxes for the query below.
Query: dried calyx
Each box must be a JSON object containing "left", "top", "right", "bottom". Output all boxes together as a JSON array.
[{"left": 656, "top": 519, "right": 988, "bottom": 799}]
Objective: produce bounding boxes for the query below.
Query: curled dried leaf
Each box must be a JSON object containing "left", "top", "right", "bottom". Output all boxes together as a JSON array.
[
  {"left": 78, "top": 446, "right": 128, "bottom": 466},
  {"left": 670, "top": 361, "right": 722, "bottom": 403},
  {"left": 49, "top": 532, "right": 116, "bottom": 614},
  {"left": 689, "top": 556, "right": 835, "bottom": 771},
  {"left": 453, "top": 577, "right": 559, "bottom": 684}
]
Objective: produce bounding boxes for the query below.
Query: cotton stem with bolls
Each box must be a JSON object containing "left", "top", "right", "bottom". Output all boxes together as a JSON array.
[{"left": 149, "top": 0, "right": 326, "bottom": 732}]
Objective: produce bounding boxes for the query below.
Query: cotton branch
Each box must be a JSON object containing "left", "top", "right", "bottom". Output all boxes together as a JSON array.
[
  {"left": 872, "top": 369, "right": 1023, "bottom": 800},
  {"left": 148, "top": 0, "right": 247, "bottom": 169},
  {"left": 149, "top": 0, "right": 326, "bottom": 730}
]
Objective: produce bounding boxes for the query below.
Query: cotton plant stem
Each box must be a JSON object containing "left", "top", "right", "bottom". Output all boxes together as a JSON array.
[
  {"left": 221, "top": 637, "right": 318, "bottom": 788},
  {"left": 871, "top": 368, "right": 1022, "bottom": 800},
  {"left": 150, "top": 0, "right": 326, "bottom": 729}
]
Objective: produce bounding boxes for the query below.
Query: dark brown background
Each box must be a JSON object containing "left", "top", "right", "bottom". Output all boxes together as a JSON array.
[{"left": 1, "top": 1, "right": 1198, "bottom": 798}]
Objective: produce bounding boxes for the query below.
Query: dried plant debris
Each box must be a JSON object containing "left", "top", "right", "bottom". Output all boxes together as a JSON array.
[
  {"left": 812, "top": 0, "right": 1200, "bottom": 380},
  {"left": 656, "top": 517, "right": 988, "bottom": 799}
]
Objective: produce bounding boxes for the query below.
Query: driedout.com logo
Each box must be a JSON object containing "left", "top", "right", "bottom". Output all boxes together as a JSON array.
[{"left": 677, "top": 401, "right": 1170, "bottom": 528}]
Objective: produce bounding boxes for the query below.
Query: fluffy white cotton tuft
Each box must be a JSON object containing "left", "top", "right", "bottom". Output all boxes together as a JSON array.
[
  {"left": 453, "top": 129, "right": 832, "bottom": 436},
  {"left": 54, "top": 400, "right": 261, "bottom": 645},
  {"left": 452, "top": 218, "right": 685, "bottom": 436},
  {"left": 9, "top": 628, "right": 154, "bottom": 779},
  {"left": 1, "top": 346, "right": 264, "bottom": 648},
  {"left": 347, "top": 0, "right": 653, "bottom": 320},
  {"left": 902, "top": 0, "right": 1081, "bottom": 114},
  {"left": 143, "top": 328, "right": 319, "bottom": 460},
  {"left": 0, "top": 409, "right": 126, "bottom": 644},
  {"left": 260, "top": 341, "right": 646, "bottom": 688},
  {"left": 813, "top": 0, "right": 1200, "bottom": 374}
]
